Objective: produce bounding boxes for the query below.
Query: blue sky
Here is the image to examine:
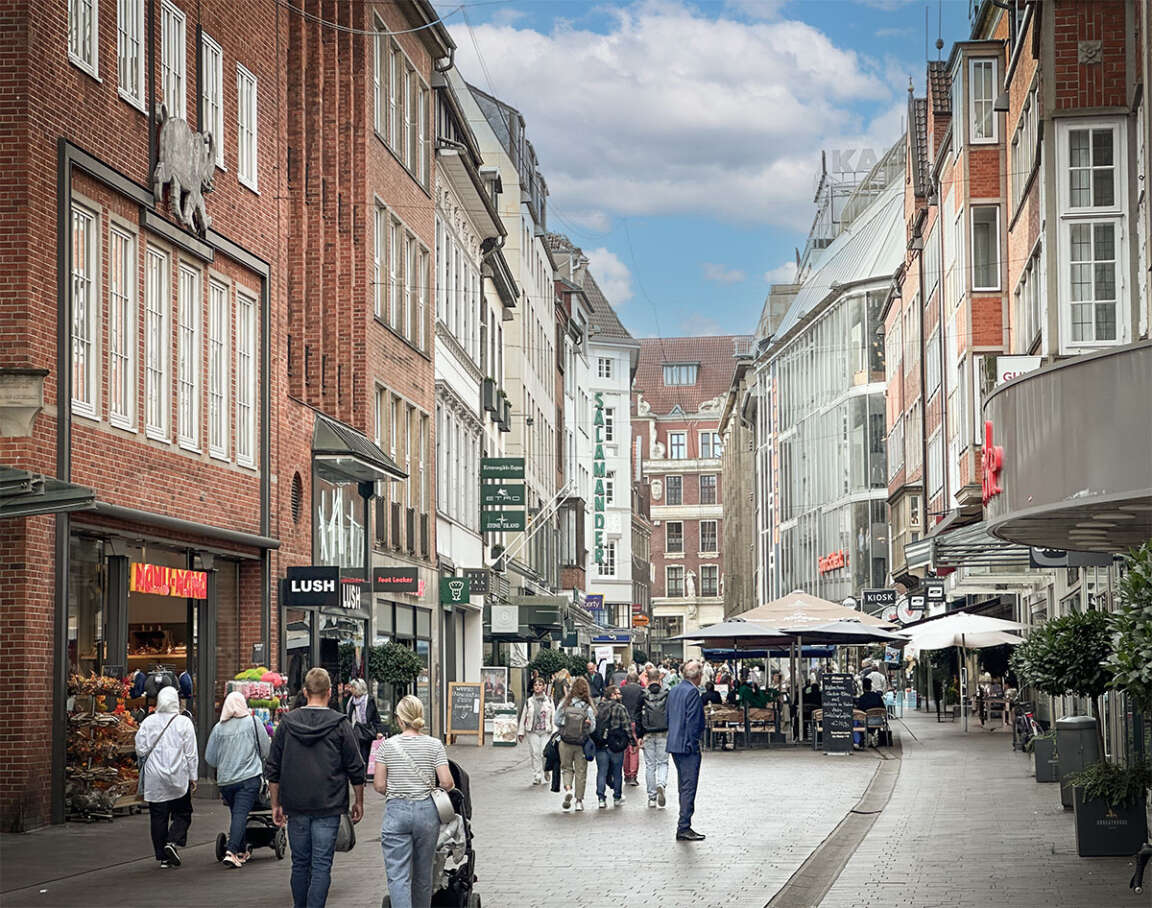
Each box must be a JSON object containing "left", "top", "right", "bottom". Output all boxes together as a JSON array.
[{"left": 449, "top": 0, "right": 970, "bottom": 338}]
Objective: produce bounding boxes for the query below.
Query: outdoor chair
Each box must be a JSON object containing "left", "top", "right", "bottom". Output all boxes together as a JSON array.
[
  {"left": 865, "top": 707, "right": 891, "bottom": 747},
  {"left": 810, "top": 709, "right": 823, "bottom": 750}
]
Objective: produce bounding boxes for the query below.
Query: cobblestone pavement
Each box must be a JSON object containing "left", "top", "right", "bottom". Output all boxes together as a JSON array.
[
  {"left": 2, "top": 742, "right": 878, "bottom": 907},
  {"left": 820, "top": 712, "right": 1142, "bottom": 908}
]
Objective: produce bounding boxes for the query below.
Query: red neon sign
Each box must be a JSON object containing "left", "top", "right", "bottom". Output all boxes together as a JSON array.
[
  {"left": 818, "top": 550, "right": 847, "bottom": 574},
  {"left": 981, "top": 420, "right": 1004, "bottom": 504},
  {"left": 130, "top": 563, "right": 208, "bottom": 599}
]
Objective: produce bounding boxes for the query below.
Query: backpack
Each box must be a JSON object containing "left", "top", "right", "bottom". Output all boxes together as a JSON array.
[
  {"left": 560, "top": 703, "right": 589, "bottom": 745},
  {"left": 642, "top": 686, "right": 669, "bottom": 733}
]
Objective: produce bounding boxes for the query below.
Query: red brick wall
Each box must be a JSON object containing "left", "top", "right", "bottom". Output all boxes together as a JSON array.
[{"left": 1052, "top": 0, "right": 1129, "bottom": 111}]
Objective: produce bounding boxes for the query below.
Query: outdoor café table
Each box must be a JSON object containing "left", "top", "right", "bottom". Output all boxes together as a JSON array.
[{"left": 706, "top": 705, "right": 744, "bottom": 750}]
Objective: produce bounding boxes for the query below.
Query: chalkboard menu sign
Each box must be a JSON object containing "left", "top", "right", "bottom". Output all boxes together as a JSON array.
[
  {"left": 447, "top": 682, "right": 485, "bottom": 746},
  {"left": 821, "top": 673, "right": 855, "bottom": 755}
]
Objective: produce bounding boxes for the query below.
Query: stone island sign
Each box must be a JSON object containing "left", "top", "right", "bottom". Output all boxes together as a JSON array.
[{"left": 152, "top": 103, "right": 216, "bottom": 236}]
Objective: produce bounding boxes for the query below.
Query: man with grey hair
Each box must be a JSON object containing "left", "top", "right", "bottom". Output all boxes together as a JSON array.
[
  {"left": 666, "top": 660, "right": 707, "bottom": 841},
  {"left": 635, "top": 666, "right": 670, "bottom": 807}
]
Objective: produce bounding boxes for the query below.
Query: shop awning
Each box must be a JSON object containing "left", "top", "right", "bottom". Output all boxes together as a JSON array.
[
  {"left": 0, "top": 466, "right": 95, "bottom": 518},
  {"left": 906, "top": 520, "right": 1031, "bottom": 571},
  {"left": 312, "top": 413, "right": 406, "bottom": 484}
]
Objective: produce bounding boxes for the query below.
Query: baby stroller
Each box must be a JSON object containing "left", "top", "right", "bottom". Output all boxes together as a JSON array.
[
  {"left": 214, "top": 781, "right": 287, "bottom": 863},
  {"left": 382, "top": 759, "right": 479, "bottom": 908}
]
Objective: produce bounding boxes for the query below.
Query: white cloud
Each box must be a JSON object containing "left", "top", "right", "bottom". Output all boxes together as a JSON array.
[
  {"left": 585, "top": 247, "right": 634, "bottom": 305},
  {"left": 763, "top": 260, "right": 798, "bottom": 284},
  {"left": 454, "top": 1, "right": 902, "bottom": 230},
  {"left": 702, "top": 262, "right": 747, "bottom": 284}
]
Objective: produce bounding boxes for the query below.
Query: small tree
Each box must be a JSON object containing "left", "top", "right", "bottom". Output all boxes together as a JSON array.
[
  {"left": 1106, "top": 541, "right": 1152, "bottom": 718},
  {"left": 526, "top": 647, "right": 569, "bottom": 680},
  {"left": 368, "top": 642, "right": 423, "bottom": 694},
  {"left": 568, "top": 655, "right": 589, "bottom": 677}
]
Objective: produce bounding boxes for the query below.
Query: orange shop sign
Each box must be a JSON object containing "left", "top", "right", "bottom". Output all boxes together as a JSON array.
[
  {"left": 130, "top": 562, "right": 208, "bottom": 599},
  {"left": 818, "top": 550, "right": 847, "bottom": 574}
]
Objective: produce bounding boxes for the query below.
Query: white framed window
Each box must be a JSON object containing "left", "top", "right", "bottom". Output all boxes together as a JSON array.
[
  {"left": 160, "top": 0, "right": 186, "bottom": 119},
  {"left": 951, "top": 63, "right": 963, "bottom": 155},
  {"left": 108, "top": 227, "right": 136, "bottom": 428},
  {"left": 71, "top": 204, "right": 98, "bottom": 418},
  {"left": 1010, "top": 81, "right": 1039, "bottom": 214},
  {"left": 927, "top": 430, "right": 944, "bottom": 497},
  {"left": 405, "top": 234, "right": 416, "bottom": 341},
  {"left": 699, "top": 431, "right": 722, "bottom": 459},
  {"left": 668, "top": 432, "right": 686, "bottom": 460},
  {"left": 434, "top": 218, "right": 445, "bottom": 322},
  {"left": 603, "top": 407, "right": 615, "bottom": 442},
  {"left": 908, "top": 494, "right": 922, "bottom": 528},
  {"left": 235, "top": 291, "right": 256, "bottom": 466},
  {"left": 604, "top": 470, "right": 616, "bottom": 505},
  {"left": 969, "top": 58, "right": 998, "bottom": 143},
  {"left": 926, "top": 328, "right": 941, "bottom": 397},
  {"left": 417, "top": 86, "right": 427, "bottom": 186},
  {"left": 663, "top": 363, "right": 698, "bottom": 386},
  {"left": 887, "top": 416, "right": 904, "bottom": 480},
  {"left": 373, "top": 21, "right": 384, "bottom": 136},
  {"left": 597, "top": 356, "right": 613, "bottom": 379},
  {"left": 144, "top": 246, "right": 171, "bottom": 439},
  {"left": 389, "top": 220, "right": 400, "bottom": 329},
  {"left": 904, "top": 400, "right": 922, "bottom": 475},
  {"left": 373, "top": 205, "right": 385, "bottom": 317},
  {"left": 402, "top": 68, "right": 412, "bottom": 168},
  {"left": 665, "top": 475, "right": 683, "bottom": 505},
  {"left": 208, "top": 280, "right": 229, "bottom": 458},
  {"left": 237, "top": 64, "right": 258, "bottom": 190},
  {"left": 200, "top": 34, "right": 224, "bottom": 166},
  {"left": 1065, "top": 124, "right": 1119, "bottom": 211},
  {"left": 700, "top": 519, "right": 718, "bottom": 553},
  {"left": 700, "top": 474, "right": 717, "bottom": 505},
  {"left": 700, "top": 565, "right": 719, "bottom": 598},
  {"left": 417, "top": 248, "right": 428, "bottom": 351},
  {"left": 419, "top": 413, "right": 428, "bottom": 514},
  {"left": 1065, "top": 220, "right": 1121, "bottom": 344},
  {"left": 177, "top": 264, "right": 201, "bottom": 449},
  {"left": 923, "top": 219, "right": 940, "bottom": 298},
  {"left": 388, "top": 46, "right": 399, "bottom": 149},
  {"left": 598, "top": 541, "right": 617, "bottom": 578},
  {"left": 1014, "top": 243, "right": 1043, "bottom": 352},
  {"left": 666, "top": 565, "right": 685, "bottom": 597},
  {"left": 971, "top": 206, "right": 1000, "bottom": 291},
  {"left": 69, "top": 0, "right": 99, "bottom": 78},
  {"left": 117, "top": 0, "right": 144, "bottom": 105}
]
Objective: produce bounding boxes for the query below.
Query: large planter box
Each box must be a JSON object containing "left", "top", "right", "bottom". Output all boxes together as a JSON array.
[
  {"left": 1072, "top": 787, "right": 1149, "bottom": 857},
  {"left": 1033, "top": 737, "right": 1059, "bottom": 783}
]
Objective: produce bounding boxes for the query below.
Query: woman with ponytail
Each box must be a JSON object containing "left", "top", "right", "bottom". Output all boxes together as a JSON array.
[{"left": 374, "top": 695, "right": 455, "bottom": 908}]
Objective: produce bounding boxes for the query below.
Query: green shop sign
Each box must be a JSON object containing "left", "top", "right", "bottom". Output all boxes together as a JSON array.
[
  {"left": 593, "top": 392, "right": 606, "bottom": 564},
  {"left": 481, "top": 510, "right": 527, "bottom": 532},
  {"left": 480, "top": 457, "right": 525, "bottom": 479},
  {"left": 480, "top": 483, "right": 526, "bottom": 506},
  {"left": 440, "top": 576, "right": 472, "bottom": 604}
]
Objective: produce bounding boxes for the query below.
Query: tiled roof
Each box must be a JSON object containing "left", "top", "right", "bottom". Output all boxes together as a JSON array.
[
  {"left": 632, "top": 335, "right": 753, "bottom": 416},
  {"left": 546, "top": 233, "right": 635, "bottom": 343},
  {"left": 910, "top": 96, "right": 929, "bottom": 197},
  {"left": 928, "top": 61, "right": 951, "bottom": 115}
]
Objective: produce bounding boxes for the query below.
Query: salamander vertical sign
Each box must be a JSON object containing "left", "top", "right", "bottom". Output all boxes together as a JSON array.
[{"left": 593, "top": 392, "right": 606, "bottom": 564}]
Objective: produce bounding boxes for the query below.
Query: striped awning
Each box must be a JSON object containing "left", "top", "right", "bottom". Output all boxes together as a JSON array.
[{"left": 907, "top": 520, "right": 1031, "bottom": 571}]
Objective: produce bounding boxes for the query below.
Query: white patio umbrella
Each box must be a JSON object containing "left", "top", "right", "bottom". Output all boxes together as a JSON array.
[{"left": 900, "top": 613, "right": 1024, "bottom": 731}]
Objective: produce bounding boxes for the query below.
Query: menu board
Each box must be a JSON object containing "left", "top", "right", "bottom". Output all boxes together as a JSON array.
[
  {"left": 447, "top": 682, "right": 484, "bottom": 746},
  {"left": 821, "top": 673, "right": 855, "bottom": 755}
]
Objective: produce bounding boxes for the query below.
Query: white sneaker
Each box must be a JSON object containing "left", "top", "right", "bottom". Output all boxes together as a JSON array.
[
  {"left": 532, "top": 775, "right": 541, "bottom": 785},
  {"left": 562, "top": 790, "right": 572, "bottom": 810},
  {"left": 574, "top": 800, "right": 584, "bottom": 811},
  {"left": 223, "top": 852, "right": 243, "bottom": 869},
  {"left": 614, "top": 795, "right": 626, "bottom": 805},
  {"left": 648, "top": 796, "right": 657, "bottom": 808},
  {"left": 598, "top": 798, "right": 607, "bottom": 809}
]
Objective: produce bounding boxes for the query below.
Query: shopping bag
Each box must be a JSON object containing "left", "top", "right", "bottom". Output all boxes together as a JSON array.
[{"left": 367, "top": 737, "right": 387, "bottom": 777}]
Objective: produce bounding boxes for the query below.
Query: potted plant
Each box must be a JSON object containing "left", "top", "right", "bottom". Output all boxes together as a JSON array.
[
  {"left": 368, "top": 642, "right": 423, "bottom": 701},
  {"left": 1010, "top": 609, "right": 1114, "bottom": 805},
  {"left": 1067, "top": 760, "right": 1151, "bottom": 857}
]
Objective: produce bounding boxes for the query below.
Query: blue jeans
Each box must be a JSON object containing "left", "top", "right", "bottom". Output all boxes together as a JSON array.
[
  {"left": 642, "top": 733, "right": 669, "bottom": 797},
  {"left": 671, "top": 751, "right": 701, "bottom": 833},
  {"left": 286, "top": 813, "right": 341, "bottom": 907},
  {"left": 380, "top": 797, "right": 440, "bottom": 908},
  {"left": 595, "top": 748, "right": 625, "bottom": 800},
  {"left": 219, "top": 775, "right": 261, "bottom": 855}
]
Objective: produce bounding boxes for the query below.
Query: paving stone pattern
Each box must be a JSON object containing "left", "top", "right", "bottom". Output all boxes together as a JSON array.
[{"left": 820, "top": 714, "right": 1141, "bottom": 908}]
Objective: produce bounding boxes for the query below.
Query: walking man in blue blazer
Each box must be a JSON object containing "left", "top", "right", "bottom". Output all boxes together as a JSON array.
[{"left": 666, "top": 660, "right": 707, "bottom": 841}]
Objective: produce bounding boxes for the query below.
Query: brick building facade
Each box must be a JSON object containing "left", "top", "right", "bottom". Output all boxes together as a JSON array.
[{"left": 0, "top": 0, "right": 452, "bottom": 831}]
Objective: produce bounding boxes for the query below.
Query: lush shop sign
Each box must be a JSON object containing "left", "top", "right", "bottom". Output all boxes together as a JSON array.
[
  {"left": 130, "top": 563, "right": 208, "bottom": 599},
  {"left": 593, "top": 392, "right": 607, "bottom": 564}
]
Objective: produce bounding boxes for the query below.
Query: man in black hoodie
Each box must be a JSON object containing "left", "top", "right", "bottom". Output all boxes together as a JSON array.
[{"left": 268, "top": 668, "right": 365, "bottom": 908}]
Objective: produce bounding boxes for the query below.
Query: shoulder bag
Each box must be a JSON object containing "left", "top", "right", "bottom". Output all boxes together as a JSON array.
[
  {"left": 137, "top": 714, "right": 179, "bottom": 798},
  {"left": 250, "top": 715, "right": 271, "bottom": 802},
  {"left": 391, "top": 738, "right": 455, "bottom": 824}
]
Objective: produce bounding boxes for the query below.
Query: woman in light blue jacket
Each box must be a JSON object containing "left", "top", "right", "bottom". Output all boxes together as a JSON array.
[{"left": 205, "top": 691, "right": 270, "bottom": 868}]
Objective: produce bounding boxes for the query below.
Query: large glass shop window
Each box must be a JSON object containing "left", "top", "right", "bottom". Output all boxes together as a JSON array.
[
  {"left": 314, "top": 474, "right": 365, "bottom": 572},
  {"left": 319, "top": 612, "right": 366, "bottom": 703},
  {"left": 285, "top": 608, "right": 313, "bottom": 698},
  {"left": 68, "top": 535, "right": 105, "bottom": 676}
]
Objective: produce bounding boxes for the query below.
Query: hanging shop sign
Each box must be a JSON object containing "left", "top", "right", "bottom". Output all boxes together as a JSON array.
[
  {"left": 924, "top": 581, "right": 946, "bottom": 604},
  {"left": 481, "top": 484, "right": 526, "bottom": 506},
  {"left": 632, "top": 614, "right": 650, "bottom": 628},
  {"left": 283, "top": 565, "right": 339, "bottom": 607},
  {"left": 440, "top": 576, "right": 472, "bottom": 605},
  {"left": 490, "top": 603, "right": 519, "bottom": 634},
  {"left": 481, "top": 510, "right": 526, "bottom": 532},
  {"left": 130, "top": 562, "right": 208, "bottom": 599},
  {"left": 339, "top": 577, "right": 367, "bottom": 611},
  {"left": 817, "top": 550, "right": 847, "bottom": 574},
  {"left": 480, "top": 457, "right": 525, "bottom": 479},
  {"left": 463, "top": 568, "right": 489, "bottom": 594},
  {"left": 592, "top": 392, "right": 607, "bottom": 564},
  {"left": 995, "top": 355, "right": 1042, "bottom": 386},
  {"left": 862, "top": 588, "right": 897, "bottom": 612},
  {"left": 372, "top": 567, "right": 420, "bottom": 593},
  {"left": 981, "top": 420, "right": 1004, "bottom": 504}
]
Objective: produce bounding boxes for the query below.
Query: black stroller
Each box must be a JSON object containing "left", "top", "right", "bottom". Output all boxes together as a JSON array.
[
  {"left": 382, "top": 760, "right": 479, "bottom": 908},
  {"left": 213, "top": 782, "right": 287, "bottom": 863}
]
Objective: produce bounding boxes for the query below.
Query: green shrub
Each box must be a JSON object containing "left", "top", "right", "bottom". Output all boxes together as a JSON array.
[
  {"left": 1105, "top": 541, "right": 1152, "bottom": 714},
  {"left": 1068, "top": 759, "right": 1152, "bottom": 808},
  {"left": 526, "top": 647, "right": 569, "bottom": 679},
  {"left": 368, "top": 643, "right": 423, "bottom": 687}
]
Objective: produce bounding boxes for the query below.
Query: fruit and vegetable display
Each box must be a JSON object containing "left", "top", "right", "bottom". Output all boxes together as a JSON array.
[
  {"left": 227, "top": 668, "right": 289, "bottom": 737},
  {"left": 66, "top": 674, "right": 140, "bottom": 821}
]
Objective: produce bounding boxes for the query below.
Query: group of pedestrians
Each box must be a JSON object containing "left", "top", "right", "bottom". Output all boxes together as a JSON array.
[
  {"left": 135, "top": 667, "right": 451, "bottom": 908},
  {"left": 523, "top": 659, "right": 707, "bottom": 841}
]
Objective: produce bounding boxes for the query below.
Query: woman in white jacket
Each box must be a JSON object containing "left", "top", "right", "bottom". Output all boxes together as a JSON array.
[
  {"left": 517, "top": 677, "right": 555, "bottom": 785},
  {"left": 135, "top": 686, "right": 199, "bottom": 867}
]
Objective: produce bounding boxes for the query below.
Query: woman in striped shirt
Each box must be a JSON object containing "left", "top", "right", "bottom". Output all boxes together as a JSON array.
[{"left": 373, "top": 696, "right": 454, "bottom": 908}]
